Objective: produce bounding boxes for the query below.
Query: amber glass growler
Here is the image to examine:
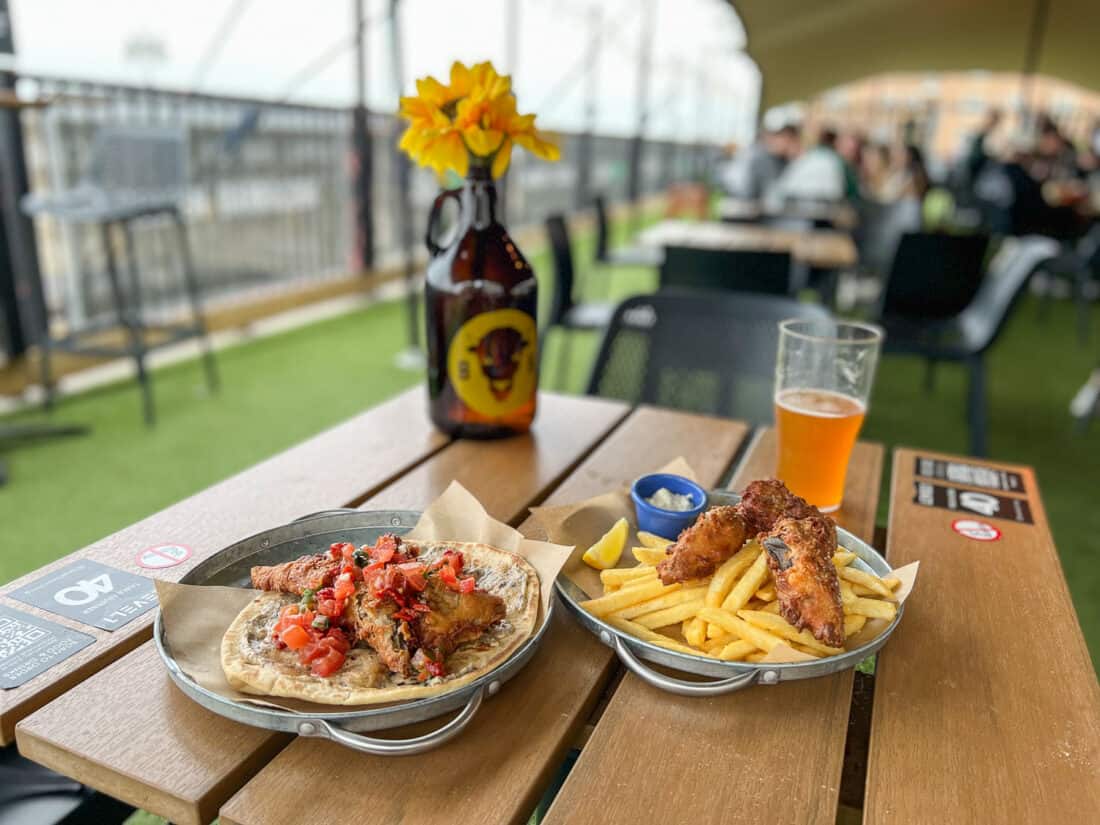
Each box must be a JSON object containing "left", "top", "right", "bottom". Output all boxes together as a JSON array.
[{"left": 424, "top": 164, "right": 538, "bottom": 437}]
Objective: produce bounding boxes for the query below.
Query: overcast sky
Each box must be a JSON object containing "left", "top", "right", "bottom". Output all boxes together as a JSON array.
[{"left": 8, "top": 0, "right": 759, "bottom": 140}]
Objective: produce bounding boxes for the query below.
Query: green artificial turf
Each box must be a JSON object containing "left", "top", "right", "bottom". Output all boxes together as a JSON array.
[{"left": 2, "top": 226, "right": 1099, "bottom": 674}]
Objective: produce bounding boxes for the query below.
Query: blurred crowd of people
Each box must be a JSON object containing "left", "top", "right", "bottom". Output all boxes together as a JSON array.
[{"left": 720, "top": 109, "right": 1100, "bottom": 243}]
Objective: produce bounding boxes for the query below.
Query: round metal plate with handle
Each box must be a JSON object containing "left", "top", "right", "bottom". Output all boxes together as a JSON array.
[
  {"left": 295, "top": 682, "right": 497, "bottom": 756},
  {"left": 602, "top": 631, "right": 770, "bottom": 696}
]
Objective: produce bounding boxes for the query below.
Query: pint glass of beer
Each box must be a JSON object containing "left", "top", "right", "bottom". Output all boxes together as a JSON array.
[{"left": 774, "top": 319, "right": 883, "bottom": 512}]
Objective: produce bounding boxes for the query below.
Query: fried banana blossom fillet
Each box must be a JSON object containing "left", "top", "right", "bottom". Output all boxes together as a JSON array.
[
  {"left": 762, "top": 515, "right": 844, "bottom": 647},
  {"left": 657, "top": 479, "right": 816, "bottom": 585}
]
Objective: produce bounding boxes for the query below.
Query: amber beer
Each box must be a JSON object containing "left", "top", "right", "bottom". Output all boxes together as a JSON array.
[
  {"left": 425, "top": 165, "right": 538, "bottom": 438},
  {"left": 775, "top": 390, "right": 866, "bottom": 512},
  {"left": 773, "top": 320, "right": 882, "bottom": 512}
]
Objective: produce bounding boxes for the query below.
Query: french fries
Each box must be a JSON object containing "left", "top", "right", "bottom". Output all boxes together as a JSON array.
[
  {"left": 578, "top": 525, "right": 903, "bottom": 666},
  {"left": 636, "top": 531, "right": 673, "bottom": 549},
  {"left": 837, "top": 566, "right": 894, "bottom": 599},
  {"left": 580, "top": 578, "right": 678, "bottom": 617},
  {"left": 614, "top": 584, "right": 706, "bottom": 620},
  {"left": 600, "top": 566, "right": 656, "bottom": 588},
  {"left": 721, "top": 551, "right": 770, "bottom": 612},
  {"left": 705, "top": 542, "right": 762, "bottom": 607},
  {"left": 632, "top": 546, "right": 667, "bottom": 565},
  {"left": 846, "top": 597, "right": 898, "bottom": 621},
  {"left": 634, "top": 597, "right": 707, "bottom": 629}
]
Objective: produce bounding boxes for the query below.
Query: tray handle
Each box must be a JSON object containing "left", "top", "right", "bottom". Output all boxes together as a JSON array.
[
  {"left": 603, "top": 631, "right": 774, "bottom": 696},
  {"left": 295, "top": 682, "right": 494, "bottom": 756}
]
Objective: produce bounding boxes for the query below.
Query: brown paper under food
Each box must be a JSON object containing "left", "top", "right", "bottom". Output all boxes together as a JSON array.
[
  {"left": 156, "top": 481, "right": 573, "bottom": 713},
  {"left": 532, "top": 458, "right": 919, "bottom": 666}
]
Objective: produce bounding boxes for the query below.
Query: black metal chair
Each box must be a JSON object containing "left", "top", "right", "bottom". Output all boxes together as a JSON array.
[
  {"left": 22, "top": 125, "right": 219, "bottom": 426},
  {"left": 880, "top": 236, "right": 1059, "bottom": 456},
  {"left": 875, "top": 232, "right": 992, "bottom": 322},
  {"left": 586, "top": 289, "right": 832, "bottom": 424},
  {"left": 593, "top": 194, "right": 662, "bottom": 272},
  {"left": 544, "top": 214, "right": 617, "bottom": 390},
  {"left": 660, "top": 246, "right": 794, "bottom": 296}
]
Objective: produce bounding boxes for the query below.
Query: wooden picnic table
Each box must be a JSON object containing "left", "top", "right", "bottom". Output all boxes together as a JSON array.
[
  {"left": 6, "top": 387, "right": 1099, "bottom": 824},
  {"left": 716, "top": 196, "right": 859, "bottom": 231},
  {"left": 636, "top": 219, "right": 858, "bottom": 270}
]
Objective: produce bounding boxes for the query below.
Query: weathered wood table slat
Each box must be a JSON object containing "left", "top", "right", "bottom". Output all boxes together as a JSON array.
[
  {"left": 540, "top": 431, "right": 883, "bottom": 825},
  {"left": 13, "top": 392, "right": 630, "bottom": 825},
  {"left": 218, "top": 406, "right": 751, "bottom": 825},
  {"left": 0, "top": 389, "right": 448, "bottom": 744},
  {"left": 863, "top": 448, "right": 1100, "bottom": 823}
]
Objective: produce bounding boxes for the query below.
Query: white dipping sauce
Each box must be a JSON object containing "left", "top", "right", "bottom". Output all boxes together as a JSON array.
[{"left": 645, "top": 487, "right": 695, "bottom": 511}]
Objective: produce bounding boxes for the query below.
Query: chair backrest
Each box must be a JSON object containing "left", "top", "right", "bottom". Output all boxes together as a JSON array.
[
  {"left": 660, "top": 246, "right": 793, "bottom": 295},
  {"left": 586, "top": 289, "right": 832, "bottom": 423},
  {"left": 958, "top": 236, "right": 1060, "bottom": 354},
  {"left": 592, "top": 194, "right": 611, "bottom": 262},
  {"left": 877, "top": 231, "right": 991, "bottom": 321},
  {"left": 545, "top": 214, "right": 577, "bottom": 326},
  {"left": 86, "top": 125, "right": 189, "bottom": 198}
]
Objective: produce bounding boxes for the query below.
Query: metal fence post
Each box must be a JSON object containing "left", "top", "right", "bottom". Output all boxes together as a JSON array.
[
  {"left": 574, "top": 3, "right": 600, "bottom": 210},
  {"left": 351, "top": 0, "right": 375, "bottom": 273},
  {"left": 0, "top": 0, "right": 45, "bottom": 359},
  {"left": 626, "top": 0, "right": 655, "bottom": 230}
]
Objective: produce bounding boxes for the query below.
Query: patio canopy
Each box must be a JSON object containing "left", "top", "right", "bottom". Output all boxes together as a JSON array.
[{"left": 732, "top": 0, "right": 1096, "bottom": 109}]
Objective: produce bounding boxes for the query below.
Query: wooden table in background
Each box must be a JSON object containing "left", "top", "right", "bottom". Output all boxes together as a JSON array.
[
  {"left": 716, "top": 196, "right": 859, "bottom": 231},
  {"left": 8, "top": 387, "right": 1100, "bottom": 824},
  {"left": 636, "top": 219, "right": 858, "bottom": 270}
]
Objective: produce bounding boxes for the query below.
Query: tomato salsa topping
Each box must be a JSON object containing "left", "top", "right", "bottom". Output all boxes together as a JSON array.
[{"left": 269, "top": 536, "right": 488, "bottom": 682}]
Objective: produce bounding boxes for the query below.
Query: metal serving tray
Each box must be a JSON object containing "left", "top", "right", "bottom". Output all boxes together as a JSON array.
[
  {"left": 154, "top": 508, "right": 553, "bottom": 755},
  {"left": 556, "top": 489, "right": 902, "bottom": 696}
]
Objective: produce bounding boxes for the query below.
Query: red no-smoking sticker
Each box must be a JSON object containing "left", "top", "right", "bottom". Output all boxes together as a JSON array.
[
  {"left": 951, "top": 519, "right": 1002, "bottom": 542},
  {"left": 136, "top": 544, "right": 193, "bottom": 569}
]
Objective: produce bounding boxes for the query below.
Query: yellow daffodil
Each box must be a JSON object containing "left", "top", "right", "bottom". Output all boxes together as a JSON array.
[{"left": 397, "top": 59, "right": 558, "bottom": 178}]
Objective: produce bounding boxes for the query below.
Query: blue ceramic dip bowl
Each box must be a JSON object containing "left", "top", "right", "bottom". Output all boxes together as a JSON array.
[{"left": 630, "top": 473, "right": 708, "bottom": 540}]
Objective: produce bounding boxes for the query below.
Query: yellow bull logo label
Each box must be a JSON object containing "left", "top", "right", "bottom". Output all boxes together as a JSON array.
[{"left": 447, "top": 308, "right": 537, "bottom": 416}]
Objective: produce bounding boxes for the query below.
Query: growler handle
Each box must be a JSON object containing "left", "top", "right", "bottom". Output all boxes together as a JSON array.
[{"left": 425, "top": 188, "right": 462, "bottom": 257}]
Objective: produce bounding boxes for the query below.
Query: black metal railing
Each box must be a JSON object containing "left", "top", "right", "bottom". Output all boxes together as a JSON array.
[{"left": 16, "top": 75, "right": 708, "bottom": 326}]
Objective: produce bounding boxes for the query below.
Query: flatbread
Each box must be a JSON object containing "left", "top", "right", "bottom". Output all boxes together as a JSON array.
[{"left": 221, "top": 540, "right": 539, "bottom": 705}]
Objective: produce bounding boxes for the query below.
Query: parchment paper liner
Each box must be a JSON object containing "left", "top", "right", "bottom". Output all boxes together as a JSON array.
[
  {"left": 156, "top": 481, "right": 572, "bottom": 713},
  {"left": 531, "top": 458, "right": 919, "bottom": 666}
]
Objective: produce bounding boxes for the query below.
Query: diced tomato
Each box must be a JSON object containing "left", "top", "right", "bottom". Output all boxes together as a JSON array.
[
  {"left": 412, "top": 601, "right": 431, "bottom": 612},
  {"left": 316, "top": 597, "right": 342, "bottom": 618},
  {"left": 274, "top": 605, "right": 315, "bottom": 635},
  {"left": 372, "top": 542, "right": 396, "bottom": 565},
  {"left": 458, "top": 576, "right": 477, "bottom": 593},
  {"left": 438, "top": 564, "right": 459, "bottom": 590},
  {"left": 280, "top": 624, "right": 310, "bottom": 650},
  {"left": 404, "top": 570, "right": 426, "bottom": 592},
  {"left": 324, "top": 629, "right": 351, "bottom": 652},
  {"left": 310, "top": 646, "right": 345, "bottom": 677},
  {"left": 334, "top": 573, "right": 356, "bottom": 602}
]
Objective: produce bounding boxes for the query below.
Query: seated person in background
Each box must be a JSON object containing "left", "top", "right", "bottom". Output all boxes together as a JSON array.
[
  {"left": 961, "top": 108, "right": 1002, "bottom": 187},
  {"left": 859, "top": 142, "right": 891, "bottom": 201},
  {"left": 722, "top": 124, "right": 799, "bottom": 199},
  {"left": 766, "top": 127, "right": 848, "bottom": 204}
]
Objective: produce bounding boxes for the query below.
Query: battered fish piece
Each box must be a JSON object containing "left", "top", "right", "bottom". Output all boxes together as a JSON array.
[
  {"left": 739, "top": 478, "right": 819, "bottom": 535},
  {"left": 762, "top": 515, "right": 844, "bottom": 648},
  {"left": 250, "top": 554, "right": 340, "bottom": 595},
  {"left": 657, "top": 505, "right": 749, "bottom": 584},
  {"left": 350, "top": 590, "right": 415, "bottom": 677},
  {"left": 417, "top": 578, "right": 506, "bottom": 660}
]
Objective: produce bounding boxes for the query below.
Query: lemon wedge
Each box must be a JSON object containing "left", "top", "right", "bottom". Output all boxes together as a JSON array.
[
  {"left": 582, "top": 518, "right": 629, "bottom": 570},
  {"left": 637, "top": 530, "right": 674, "bottom": 548}
]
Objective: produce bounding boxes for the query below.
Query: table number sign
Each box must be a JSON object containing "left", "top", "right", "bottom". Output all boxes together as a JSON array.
[
  {"left": 9, "top": 560, "right": 158, "bottom": 631},
  {"left": 0, "top": 605, "right": 94, "bottom": 689},
  {"left": 912, "top": 480, "right": 1033, "bottom": 524},
  {"left": 914, "top": 456, "right": 1024, "bottom": 492}
]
